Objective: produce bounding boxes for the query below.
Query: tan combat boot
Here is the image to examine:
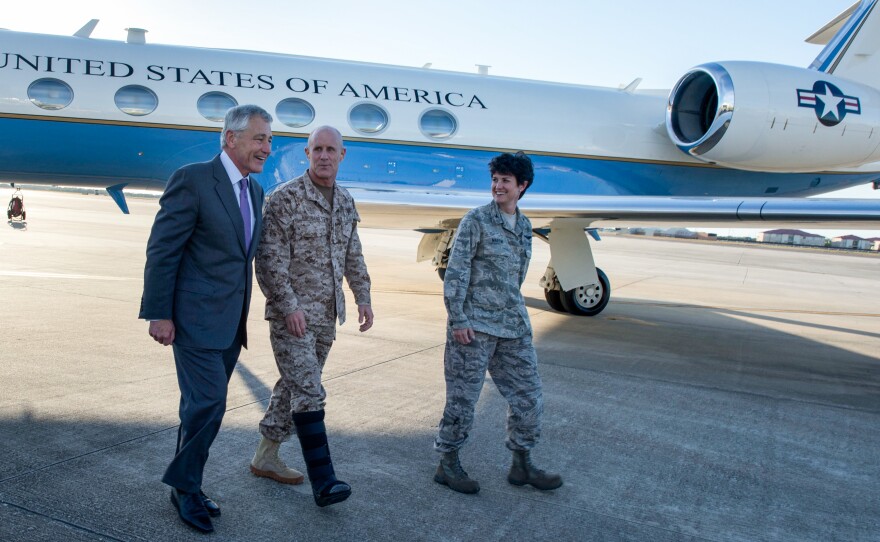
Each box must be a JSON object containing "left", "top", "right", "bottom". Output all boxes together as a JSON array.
[
  {"left": 433, "top": 450, "right": 480, "bottom": 494},
  {"left": 250, "top": 436, "right": 305, "bottom": 484},
  {"left": 507, "top": 449, "right": 563, "bottom": 490}
]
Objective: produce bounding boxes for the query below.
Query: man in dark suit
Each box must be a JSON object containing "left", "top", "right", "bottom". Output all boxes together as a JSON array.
[{"left": 140, "top": 104, "right": 272, "bottom": 533}]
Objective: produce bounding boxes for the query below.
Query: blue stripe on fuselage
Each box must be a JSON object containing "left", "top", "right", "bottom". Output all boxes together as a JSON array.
[{"left": 0, "top": 116, "right": 876, "bottom": 197}]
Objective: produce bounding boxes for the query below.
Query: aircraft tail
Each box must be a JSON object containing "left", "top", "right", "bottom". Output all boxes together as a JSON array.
[{"left": 807, "top": 0, "right": 880, "bottom": 88}]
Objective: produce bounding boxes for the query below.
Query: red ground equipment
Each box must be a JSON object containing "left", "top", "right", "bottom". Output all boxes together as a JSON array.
[{"left": 7, "top": 188, "right": 25, "bottom": 221}]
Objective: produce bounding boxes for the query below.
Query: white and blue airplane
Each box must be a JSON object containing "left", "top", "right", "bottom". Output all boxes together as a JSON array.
[{"left": 2, "top": 1, "right": 880, "bottom": 316}]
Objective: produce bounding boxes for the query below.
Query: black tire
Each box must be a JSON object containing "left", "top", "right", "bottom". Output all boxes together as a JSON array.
[
  {"left": 437, "top": 267, "right": 446, "bottom": 281},
  {"left": 543, "top": 288, "right": 566, "bottom": 312},
  {"left": 559, "top": 268, "right": 610, "bottom": 316},
  {"left": 21, "top": 211, "right": 25, "bottom": 220}
]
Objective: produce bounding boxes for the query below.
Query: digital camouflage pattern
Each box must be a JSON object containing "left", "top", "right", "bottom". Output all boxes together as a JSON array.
[
  {"left": 435, "top": 329, "right": 543, "bottom": 452},
  {"left": 443, "top": 201, "right": 532, "bottom": 338},
  {"left": 259, "top": 320, "right": 336, "bottom": 441},
  {"left": 435, "top": 200, "right": 544, "bottom": 453},
  {"left": 255, "top": 170, "right": 371, "bottom": 326}
]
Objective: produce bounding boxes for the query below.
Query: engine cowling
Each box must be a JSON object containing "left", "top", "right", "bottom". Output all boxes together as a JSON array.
[{"left": 666, "top": 61, "right": 880, "bottom": 172}]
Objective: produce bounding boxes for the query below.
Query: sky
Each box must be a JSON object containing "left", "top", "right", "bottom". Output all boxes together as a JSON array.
[{"left": 3, "top": 0, "right": 878, "bottom": 237}]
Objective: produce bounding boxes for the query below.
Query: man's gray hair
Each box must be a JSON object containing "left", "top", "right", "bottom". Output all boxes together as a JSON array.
[{"left": 221, "top": 105, "right": 273, "bottom": 148}]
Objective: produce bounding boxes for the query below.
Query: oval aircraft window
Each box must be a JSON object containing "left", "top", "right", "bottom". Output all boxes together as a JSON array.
[
  {"left": 349, "top": 103, "right": 388, "bottom": 134},
  {"left": 27, "top": 78, "right": 73, "bottom": 110},
  {"left": 197, "top": 92, "right": 238, "bottom": 122},
  {"left": 276, "top": 98, "right": 315, "bottom": 128},
  {"left": 114, "top": 85, "right": 158, "bottom": 116},
  {"left": 419, "top": 108, "right": 457, "bottom": 139}
]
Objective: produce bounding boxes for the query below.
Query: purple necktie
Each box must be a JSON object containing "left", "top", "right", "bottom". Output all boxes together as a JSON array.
[{"left": 239, "top": 177, "right": 251, "bottom": 250}]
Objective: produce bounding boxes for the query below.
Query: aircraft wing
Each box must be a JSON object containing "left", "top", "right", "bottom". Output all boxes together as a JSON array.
[{"left": 344, "top": 183, "right": 880, "bottom": 231}]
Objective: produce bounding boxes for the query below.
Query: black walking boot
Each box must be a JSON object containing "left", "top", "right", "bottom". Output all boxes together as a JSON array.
[
  {"left": 507, "top": 449, "right": 563, "bottom": 490},
  {"left": 433, "top": 450, "right": 480, "bottom": 494},
  {"left": 292, "top": 410, "right": 351, "bottom": 507}
]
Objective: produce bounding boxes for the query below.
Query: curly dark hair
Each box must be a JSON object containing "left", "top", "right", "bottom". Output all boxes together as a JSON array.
[{"left": 488, "top": 151, "right": 534, "bottom": 199}]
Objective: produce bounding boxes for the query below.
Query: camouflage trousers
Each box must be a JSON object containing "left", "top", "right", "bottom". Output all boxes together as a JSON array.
[
  {"left": 435, "top": 329, "right": 543, "bottom": 453},
  {"left": 259, "top": 319, "right": 336, "bottom": 442}
]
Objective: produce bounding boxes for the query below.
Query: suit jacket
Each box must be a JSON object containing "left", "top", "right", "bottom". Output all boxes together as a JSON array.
[{"left": 139, "top": 155, "right": 264, "bottom": 350}]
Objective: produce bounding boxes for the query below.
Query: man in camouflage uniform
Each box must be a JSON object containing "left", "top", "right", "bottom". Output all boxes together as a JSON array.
[
  {"left": 251, "top": 125, "right": 373, "bottom": 507},
  {"left": 434, "top": 152, "right": 562, "bottom": 495}
]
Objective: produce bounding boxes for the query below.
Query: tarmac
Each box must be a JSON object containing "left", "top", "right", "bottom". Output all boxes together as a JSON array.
[{"left": 1, "top": 190, "right": 878, "bottom": 542}]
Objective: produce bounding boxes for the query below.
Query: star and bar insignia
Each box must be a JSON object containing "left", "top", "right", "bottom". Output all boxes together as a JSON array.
[{"left": 797, "top": 81, "right": 861, "bottom": 127}]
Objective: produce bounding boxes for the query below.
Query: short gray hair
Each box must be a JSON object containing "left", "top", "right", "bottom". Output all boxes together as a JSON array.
[{"left": 221, "top": 105, "right": 273, "bottom": 148}]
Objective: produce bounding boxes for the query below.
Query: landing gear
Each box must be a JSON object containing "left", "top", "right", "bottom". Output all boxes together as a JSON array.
[
  {"left": 543, "top": 288, "right": 565, "bottom": 312},
  {"left": 556, "top": 268, "right": 610, "bottom": 316},
  {"left": 538, "top": 225, "right": 612, "bottom": 316},
  {"left": 417, "top": 228, "right": 456, "bottom": 283},
  {"left": 542, "top": 267, "right": 610, "bottom": 316}
]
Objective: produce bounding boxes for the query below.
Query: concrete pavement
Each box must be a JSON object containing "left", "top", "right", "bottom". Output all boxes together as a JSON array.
[{"left": 1, "top": 190, "right": 878, "bottom": 541}]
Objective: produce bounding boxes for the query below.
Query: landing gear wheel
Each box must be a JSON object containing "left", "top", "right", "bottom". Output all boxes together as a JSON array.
[
  {"left": 559, "top": 268, "right": 610, "bottom": 316},
  {"left": 437, "top": 267, "right": 446, "bottom": 281},
  {"left": 543, "top": 288, "right": 566, "bottom": 312}
]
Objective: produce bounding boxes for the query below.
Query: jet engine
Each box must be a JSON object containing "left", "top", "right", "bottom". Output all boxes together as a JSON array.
[{"left": 666, "top": 61, "right": 880, "bottom": 172}]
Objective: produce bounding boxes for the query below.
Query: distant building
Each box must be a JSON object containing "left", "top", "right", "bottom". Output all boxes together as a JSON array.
[
  {"left": 757, "top": 229, "right": 825, "bottom": 246},
  {"left": 868, "top": 237, "right": 880, "bottom": 251},
  {"left": 660, "top": 227, "right": 698, "bottom": 239},
  {"left": 831, "top": 235, "right": 874, "bottom": 250}
]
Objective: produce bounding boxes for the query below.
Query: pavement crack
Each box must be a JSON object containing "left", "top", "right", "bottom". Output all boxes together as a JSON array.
[
  {"left": 0, "top": 499, "right": 136, "bottom": 541},
  {"left": 0, "top": 426, "right": 178, "bottom": 486}
]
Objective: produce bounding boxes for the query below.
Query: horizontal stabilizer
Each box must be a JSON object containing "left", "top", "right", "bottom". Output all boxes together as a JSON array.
[{"left": 806, "top": 3, "right": 858, "bottom": 44}]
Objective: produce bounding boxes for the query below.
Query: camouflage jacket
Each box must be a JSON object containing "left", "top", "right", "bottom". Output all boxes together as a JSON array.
[
  {"left": 444, "top": 201, "right": 532, "bottom": 338},
  {"left": 256, "top": 171, "right": 371, "bottom": 326}
]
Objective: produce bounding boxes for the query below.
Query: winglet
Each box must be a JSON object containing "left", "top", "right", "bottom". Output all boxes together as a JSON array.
[
  {"left": 74, "top": 19, "right": 99, "bottom": 38},
  {"left": 106, "top": 183, "right": 130, "bottom": 214}
]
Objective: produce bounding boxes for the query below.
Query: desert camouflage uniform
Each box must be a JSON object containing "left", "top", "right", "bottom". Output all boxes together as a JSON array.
[
  {"left": 435, "top": 201, "right": 543, "bottom": 453},
  {"left": 256, "top": 171, "right": 371, "bottom": 442}
]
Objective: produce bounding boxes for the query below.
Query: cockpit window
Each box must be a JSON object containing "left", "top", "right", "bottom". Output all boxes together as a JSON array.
[{"left": 27, "top": 78, "right": 73, "bottom": 110}]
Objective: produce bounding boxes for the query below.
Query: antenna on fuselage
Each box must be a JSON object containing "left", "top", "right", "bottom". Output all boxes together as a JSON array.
[
  {"left": 74, "top": 19, "right": 99, "bottom": 38},
  {"left": 476, "top": 64, "right": 491, "bottom": 75},
  {"left": 126, "top": 28, "right": 148, "bottom": 44},
  {"left": 619, "top": 78, "right": 642, "bottom": 93}
]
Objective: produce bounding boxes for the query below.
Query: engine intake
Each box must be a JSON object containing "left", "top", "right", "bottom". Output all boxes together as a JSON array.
[{"left": 665, "top": 61, "right": 880, "bottom": 172}]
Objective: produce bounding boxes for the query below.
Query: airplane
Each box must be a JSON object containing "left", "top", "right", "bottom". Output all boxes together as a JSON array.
[{"left": 2, "top": 1, "right": 880, "bottom": 317}]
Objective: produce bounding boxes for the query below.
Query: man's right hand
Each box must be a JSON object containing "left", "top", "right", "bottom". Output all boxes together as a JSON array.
[
  {"left": 285, "top": 310, "right": 307, "bottom": 338},
  {"left": 149, "top": 319, "right": 175, "bottom": 346}
]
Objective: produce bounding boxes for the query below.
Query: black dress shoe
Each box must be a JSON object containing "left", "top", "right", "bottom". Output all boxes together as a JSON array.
[
  {"left": 199, "top": 490, "right": 221, "bottom": 517},
  {"left": 170, "top": 488, "right": 213, "bottom": 533}
]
